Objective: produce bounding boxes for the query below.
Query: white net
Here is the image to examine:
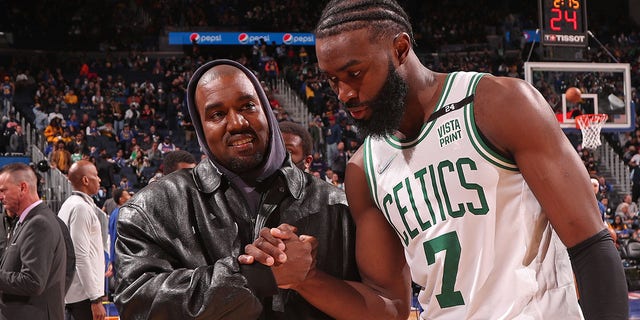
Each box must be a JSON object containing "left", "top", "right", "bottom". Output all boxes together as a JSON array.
[{"left": 575, "top": 114, "right": 608, "bottom": 149}]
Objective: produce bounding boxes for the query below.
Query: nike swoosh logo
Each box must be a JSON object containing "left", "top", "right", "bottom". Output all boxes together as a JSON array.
[{"left": 377, "top": 153, "right": 398, "bottom": 174}]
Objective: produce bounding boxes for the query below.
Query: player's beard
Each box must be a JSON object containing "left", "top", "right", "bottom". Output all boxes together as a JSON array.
[{"left": 350, "top": 60, "right": 408, "bottom": 139}]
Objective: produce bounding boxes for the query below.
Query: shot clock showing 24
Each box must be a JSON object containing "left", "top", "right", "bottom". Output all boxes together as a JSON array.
[{"left": 538, "top": 0, "right": 588, "bottom": 47}]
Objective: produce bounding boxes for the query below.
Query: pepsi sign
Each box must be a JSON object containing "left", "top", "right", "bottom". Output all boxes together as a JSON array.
[{"left": 169, "top": 32, "right": 315, "bottom": 46}]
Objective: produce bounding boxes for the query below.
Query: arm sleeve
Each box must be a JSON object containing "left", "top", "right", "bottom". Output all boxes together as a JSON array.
[
  {"left": 0, "top": 217, "right": 57, "bottom": 295},
  {"left": 568, "top": 229, "right": 628, "bottom": 320},
  {"left": 114, "top": 205, "right": 268, "bottom": 319},
  {"left": 68, "top": 204, "right": 105, "bottom": 300}
]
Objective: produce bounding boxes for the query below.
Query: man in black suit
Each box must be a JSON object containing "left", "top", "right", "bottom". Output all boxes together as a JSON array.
[{"left": 0, "top": 163, "right": 67, "bottom": 320}]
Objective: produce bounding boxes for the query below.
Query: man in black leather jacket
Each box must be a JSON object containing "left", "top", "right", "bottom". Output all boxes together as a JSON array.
[{"left": 113, "top": 59, "right": 359, "bottom": 319}]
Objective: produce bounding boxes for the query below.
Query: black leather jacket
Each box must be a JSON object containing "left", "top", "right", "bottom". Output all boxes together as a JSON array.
[{"left": 114, "top": 159, "right": 359, "bottom": 319}]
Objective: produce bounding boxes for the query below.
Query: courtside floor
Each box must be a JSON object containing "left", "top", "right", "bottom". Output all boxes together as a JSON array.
[{"left": 629, "top": 291, "right": 640, "bottom": 319}]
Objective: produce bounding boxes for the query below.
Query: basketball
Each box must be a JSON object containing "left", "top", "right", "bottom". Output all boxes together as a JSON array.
[{"left": 565, "top": 87, "right": 582, "bottom": 103}]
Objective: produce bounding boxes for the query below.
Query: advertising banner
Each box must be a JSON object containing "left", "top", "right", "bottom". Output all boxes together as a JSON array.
[{"left": 169, "top": 32, "right": 315, "bottom": 46}]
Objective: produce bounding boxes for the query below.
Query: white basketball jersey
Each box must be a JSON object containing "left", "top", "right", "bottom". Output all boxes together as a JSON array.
[{"left": 363, "top": 72, "right": 583, "bottom": 319}]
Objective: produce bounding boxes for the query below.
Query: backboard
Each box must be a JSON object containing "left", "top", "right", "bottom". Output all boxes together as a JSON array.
[{"left": 524, "top": 62, "right": 633, "bottom": 132}]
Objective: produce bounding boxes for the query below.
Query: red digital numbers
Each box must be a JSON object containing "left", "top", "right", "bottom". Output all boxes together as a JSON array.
[
  {"left": 549, "top": 8, "right": 578, "bottom": 31},
  {"left": 564, "top": 10, "right": 577, "bottom": 30},
  {"left": 550, "top": 8, "right": 562, "bottom": 31}
]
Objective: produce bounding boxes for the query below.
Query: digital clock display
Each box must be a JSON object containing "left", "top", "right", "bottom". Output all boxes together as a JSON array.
[{"left": 539, "top": 0, "right": 588, "bottom": 46}]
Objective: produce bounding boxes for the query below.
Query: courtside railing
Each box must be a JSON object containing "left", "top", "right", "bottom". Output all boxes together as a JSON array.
[
  {"left": 600, "top": 137, "right": 631, "bottom": 195},
  {"left": 275, "top": 78, "right": 312, "bottom": 127},
  {"left": 14, "top": 110, "right": 72, "bottom": 213}
]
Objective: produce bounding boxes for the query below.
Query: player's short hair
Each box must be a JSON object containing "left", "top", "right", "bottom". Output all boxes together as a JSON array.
[
  {"left": 315, "top": 0, "right": 414, "bottom": 44},
  {"left": 278, "top": 121, "right": 313, "bottom": 157},
  {"left": 162, "top": 150, "right": 197, "bottom": 175}
]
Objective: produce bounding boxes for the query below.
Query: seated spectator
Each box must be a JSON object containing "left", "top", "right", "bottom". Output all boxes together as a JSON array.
[
  {"left": 157, "top": 136, "right": 176, "bottom": 155},
  {"left": 330, "top": 171, "right": 344, "bottom": 190},
  {"left": 138, "top": 133, "right": 153, "bottom": 152},
  {"left": 78, "top": 112, "right": 91, "bottom": 132},
  {"left": 50, "top": 140, "right": 72, "bottom": 174},
  {"left": 86, "top": 119, "right": 101, "bottom": 137},
  {"left": 597, "top": 176, "right": 613, "bottom": 198},
  {"left": 112, "top": 149, "right": 127, "bottom": 171},
  {"left": 309, "top": 151, "right": 327, "bottom": 176},
  {"left": 119, "top": 176, "right": 132, "bottom": 191},
  {"left": 48, "top": 106, "right": 64, "bottom": 125},
  {"left": 147, "top": 125, "right": 162, "bottom": 143},
  {"left": 70, "top": 145, "right": 83, "bottom": 163},
  {"left": 616, "top": 194, "right": 638, "bottom": 220},
  {"left": 67, "top": 112, "right": 80, "bottom": 133},
  {"left": 128, "top": 145, "right": 144, "bottom": 167},
  {"left": 125, "top": 102, "right": 140, "bottom": 128},
  {"left": 98, "top": 122, "right": 118, "bottom": 141},
  {"left": 64, "top": 89, "right": 79, "bottom": 106},
  {"left": 146, "top": 141, "right": 163, "bottom": 166},
  {"left": 44, "top": 117, "right": 64, "bottom": 144},
  {"left": 611, "top": 215, "right": 630, "bottom": 239},
  {"left": 138, "top": 103, "right": 155, "bottom": 131},
  {"left": 118, "top": 124, "right": 137, "bottom": 151}
]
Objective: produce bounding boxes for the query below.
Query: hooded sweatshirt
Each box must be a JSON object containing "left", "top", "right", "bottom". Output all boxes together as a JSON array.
[{"left": 186, "top": 59, "right": 286, "bottom": 214}]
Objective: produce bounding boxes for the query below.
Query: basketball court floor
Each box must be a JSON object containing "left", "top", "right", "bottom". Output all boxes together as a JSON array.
[{"left": 629, "top": 291, "right": 640, "bottom": 319}]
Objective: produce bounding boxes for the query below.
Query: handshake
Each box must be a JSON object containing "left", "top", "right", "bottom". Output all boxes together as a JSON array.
[{"left": 238, "top": 224, "right": 318, "bottom": 289}]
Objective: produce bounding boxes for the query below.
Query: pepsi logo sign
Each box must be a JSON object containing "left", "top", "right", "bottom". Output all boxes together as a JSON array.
[
  {"left": 238, "top": 33, "right": 249, "bottom": 44},
  {"left": 189, "top": 33, "right": 200, "bottom": 43},
  {"left": 283, "top": 33, "right": 293, "bottom": 44}
]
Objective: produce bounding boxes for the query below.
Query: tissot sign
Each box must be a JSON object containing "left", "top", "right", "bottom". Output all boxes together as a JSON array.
[
  {"left": 169, "top": 32, "right": 315, "bottom": 46},
  {"left": 542, "top": 33, "right": 587, "bottom": 46}
]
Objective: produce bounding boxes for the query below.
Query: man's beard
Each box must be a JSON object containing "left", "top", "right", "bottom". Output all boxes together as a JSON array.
[
  {"left": 228, "top": 152, "right": 265, "bottom": 173},
  {"left": 349, "top": 60, "right": 408, "bottom": 139}
]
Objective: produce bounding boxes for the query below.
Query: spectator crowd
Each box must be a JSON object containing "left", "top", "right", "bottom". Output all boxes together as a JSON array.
[{"left": 0, "top": 2, "right": 639, "bottom": 314}]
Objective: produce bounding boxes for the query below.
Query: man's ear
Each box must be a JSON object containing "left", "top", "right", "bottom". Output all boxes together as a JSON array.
[
  {"left": 304, "top": 155, "right": 313, "bottom": 171},
  {"left": 393, "top": 32, "right": 411, "bottom": 64}
]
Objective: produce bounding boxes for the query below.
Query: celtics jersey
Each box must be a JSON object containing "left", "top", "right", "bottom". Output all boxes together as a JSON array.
[{"left": 363, "top": 72, "right": 583, "bottom": 319}]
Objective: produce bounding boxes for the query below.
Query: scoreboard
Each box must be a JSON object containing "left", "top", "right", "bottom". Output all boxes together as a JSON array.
[{"left": 538, "top": 0, "right": 588, "bottom": 47}]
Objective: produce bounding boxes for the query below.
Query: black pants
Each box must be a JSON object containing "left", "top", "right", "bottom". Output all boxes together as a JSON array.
[{"left": 66, "top": 299, "right": 92, "bottom": 320}]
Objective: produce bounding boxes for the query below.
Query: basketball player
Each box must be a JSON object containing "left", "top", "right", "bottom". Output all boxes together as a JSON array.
[{"left": 244, "top": 0, "right": 628, "bottom": 319}]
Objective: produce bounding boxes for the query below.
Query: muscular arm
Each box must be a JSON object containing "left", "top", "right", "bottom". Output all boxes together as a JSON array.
[
  {"left": 474, "top": 76, "right": 627, "bottom": 318},
  {"left": 114, "top": 204, "right": 267, "bottom": 320},
  {"left": 246, "top": 150, "right": 412, "bottom": 320}
]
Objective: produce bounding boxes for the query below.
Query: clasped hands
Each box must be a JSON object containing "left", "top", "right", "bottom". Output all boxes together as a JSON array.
[{"left": 238, "top": 224, "right": 318, "bottom": 289}]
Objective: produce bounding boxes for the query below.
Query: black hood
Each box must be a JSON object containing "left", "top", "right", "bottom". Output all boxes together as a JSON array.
[{"left": 186, "top": 59, "right": 286, "bottom": 213}]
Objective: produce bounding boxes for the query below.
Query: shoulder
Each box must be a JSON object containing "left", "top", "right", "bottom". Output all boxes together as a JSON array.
[
  {"left": 347, "top": 144, "right": 365, "bottom": 168},
  {"left": 25, "top": 208, "right": 61, "bottom": 234},
  {"left": 59, "top": 195, "right": 94, "bottom": 216},
  {"left": 475, "top": 75, "right": 535, "bottom": 107},
  {"left": 473, "top": 75, "right": 558, "bottom": 155},
  {"left": 302, "top": 173, "right": 348, "bottom": 206},
  {"left": 123, "top": 170, "right": 197, "bottom": 218}
]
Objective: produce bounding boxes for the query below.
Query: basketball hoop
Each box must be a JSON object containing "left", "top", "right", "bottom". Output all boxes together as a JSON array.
[{"left": 575, "top": 114, "right": 608, "bottom": 149}]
